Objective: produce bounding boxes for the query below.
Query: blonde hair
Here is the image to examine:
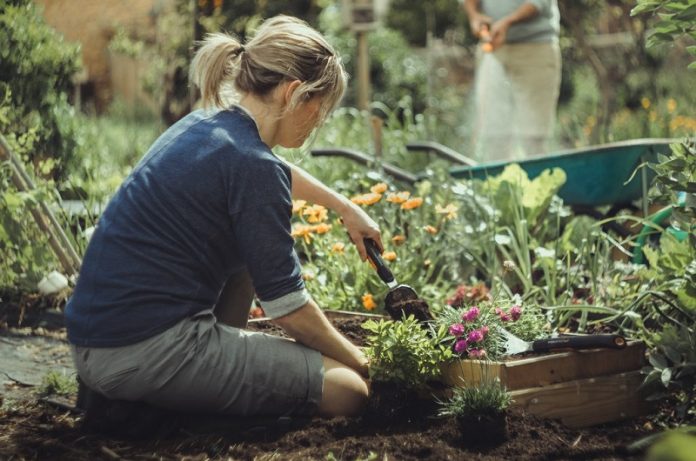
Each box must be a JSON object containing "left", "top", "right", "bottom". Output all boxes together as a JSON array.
[{"left": 189, "top": 15, "right": 347, "bottom": 125}]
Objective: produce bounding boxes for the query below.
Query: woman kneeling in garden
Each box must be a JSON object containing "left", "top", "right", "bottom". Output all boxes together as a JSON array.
[{"left": 65, "top": 15, "right": 380, "bottom": 418}]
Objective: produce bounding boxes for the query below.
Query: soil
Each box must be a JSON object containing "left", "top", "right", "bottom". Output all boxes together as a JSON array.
[{"left": 0, "top": 290, "right": 658, "bottom": 460}]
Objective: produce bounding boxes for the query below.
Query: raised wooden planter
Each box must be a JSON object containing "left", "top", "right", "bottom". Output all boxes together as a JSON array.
[{"left": 441, "top": 341, "right": 652, "bottom": 428}]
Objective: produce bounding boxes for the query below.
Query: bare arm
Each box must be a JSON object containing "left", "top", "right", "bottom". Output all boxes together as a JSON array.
[
  {"left": 286, "top": 162, "right": 383, "bottom": 259},
  {"left": 274, "top": 299, "right": 369, "bottom": 377},
  {"left": 463, "top": 0, "right": 490, "bottom": 37}
]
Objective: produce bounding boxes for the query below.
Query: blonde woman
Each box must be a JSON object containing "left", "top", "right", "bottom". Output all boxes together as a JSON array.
[{"left": 66, "top": 16, "right": 381, "bottom": 421}]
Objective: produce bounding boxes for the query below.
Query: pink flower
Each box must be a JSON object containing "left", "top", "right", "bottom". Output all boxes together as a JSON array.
[
  {"left": 481, "top": 325, "right": 489, "bottom": 336},
  {"left": 462, "top": 306, "right": 480, "bottom": 322},
  {"left": 454, "top": 339, "right": 468, "bottom": 353},
  {"left": 495, "top": 307, "right": 511, "bottom": 322},
  {"left": 468, "top": 348, "right": 487, "bottom": 358},
  {"left": 449, "top": 323, "right": 465, "bottom": 337},
  {"left": 510, "top": 305, "right": 522, "bottom": 321},
  {"left": 467, "top": 329, "right": 484, "bottom": 343}
]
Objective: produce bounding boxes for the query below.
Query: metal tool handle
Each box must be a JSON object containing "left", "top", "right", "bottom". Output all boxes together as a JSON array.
[
  {"left": 532, "top": 334, "right": 627, "bottom": 353},
  {"left": 364, "top": 238, "right": 395, "bottom": 285}
]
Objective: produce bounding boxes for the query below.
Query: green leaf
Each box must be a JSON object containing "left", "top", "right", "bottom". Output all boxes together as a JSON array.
[
  {"left": 649, "top": 352, "right": 668, "bottom": 370},
  {"left": 660, "top": 367, "right": 673, "bottom": 387}
]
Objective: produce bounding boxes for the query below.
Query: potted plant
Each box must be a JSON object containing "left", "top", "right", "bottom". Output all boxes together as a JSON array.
[
  {"left": 362, "top": 315, "right": 452, "bottom": 420},
  {"left": 437, "top": 374, "right": 512, "bottom": 446}
]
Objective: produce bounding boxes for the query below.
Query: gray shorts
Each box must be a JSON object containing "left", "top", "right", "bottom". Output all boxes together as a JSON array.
[{"left": 71, "top": 310, "right": 324, "bottom": 416}]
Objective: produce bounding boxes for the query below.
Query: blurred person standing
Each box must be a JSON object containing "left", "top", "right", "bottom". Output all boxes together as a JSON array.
[{"left": 463, "top": 0, "right": 561, "bottom": 161}]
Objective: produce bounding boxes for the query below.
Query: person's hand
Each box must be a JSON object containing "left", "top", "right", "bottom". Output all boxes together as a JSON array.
[
  {"left": 469, "top": 12, "right": 492, "bottom": 38},
  {"left": 489, "top": 18, "right": 512, "bottom": 50},
  {"left": 338, "top": 200, "right": 383, "bottom": 261}
]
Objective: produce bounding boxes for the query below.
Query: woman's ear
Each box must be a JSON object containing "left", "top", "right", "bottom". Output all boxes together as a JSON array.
[{"left": 282, "top": 79, "right": 303, "bottom": 106}]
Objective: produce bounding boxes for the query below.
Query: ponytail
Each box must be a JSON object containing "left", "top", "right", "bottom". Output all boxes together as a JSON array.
[{"left": 189, "top": 33, "right": 244, "bottom": 108}]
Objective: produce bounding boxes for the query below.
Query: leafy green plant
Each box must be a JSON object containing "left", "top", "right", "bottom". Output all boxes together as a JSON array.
[
  {"left": 362, "top": 315, "right": 452, "bottom": 390},
  {"left": 632, "top": 0, "right": 696, "bottom": 69},
  {"left": 39, "top": 371, "right": 78, "bottom": 396}
]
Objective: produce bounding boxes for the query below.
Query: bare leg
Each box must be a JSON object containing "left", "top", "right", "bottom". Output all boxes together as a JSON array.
[
  {"left": 213, "top": 269, "right": 255, "bottom": 328},
  {"left": 318, "top": 356, "right": 369, "bottom": 417}
]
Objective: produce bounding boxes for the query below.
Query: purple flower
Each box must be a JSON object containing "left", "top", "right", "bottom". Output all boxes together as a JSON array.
[
  {"left": 462, "top": 306, "right": 480, "bottom": 322},
  {"left": 454, "top": 339, "right": 468, "bottom": 353},
  {"left": 468, "top": 348, "right": 487, "bottom": 358},
  {"left": 510, "top": 305, "right": 522, "bottom": 321},
  {"left": 449, "top": 323, "right": 465, "bottom": 337},
  {"left": 481, "top": 325, "right": 490, "bottom": 336},
  {"left": 467, "top": 329, "right": 484, "bottom": 343},
  {"left": 495, "top": 307, "right": 511, "bottom": 322}
]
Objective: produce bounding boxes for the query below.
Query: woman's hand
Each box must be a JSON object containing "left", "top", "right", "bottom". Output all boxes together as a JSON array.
[{"left": 337, "top": 200, "right": 383, "bottom": 261}]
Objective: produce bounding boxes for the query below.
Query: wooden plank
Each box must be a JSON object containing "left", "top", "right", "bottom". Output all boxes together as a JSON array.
[
  {"left": 441, "top": 341, "right": 645, "bottom": 390},
  {"left": 509, "top": 370, "right": 654, "bottom": 428}
]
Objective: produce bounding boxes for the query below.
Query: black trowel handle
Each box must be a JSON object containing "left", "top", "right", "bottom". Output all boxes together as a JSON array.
[
  {"left": 532, "top": 334, "right": 627, "bottom": 353},
  {"left": 364, "top": 238, "right": 395, "bottom": 285}
]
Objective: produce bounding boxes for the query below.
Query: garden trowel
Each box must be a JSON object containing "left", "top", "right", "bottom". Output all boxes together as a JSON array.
[
  {"left": 500, "top": 328, "right": 627, "bottom": 355},
  {"left": 364, "top": 238, "right": 433, "bottom": 323}
]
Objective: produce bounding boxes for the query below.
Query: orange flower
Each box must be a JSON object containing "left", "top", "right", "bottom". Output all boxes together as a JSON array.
[
  {"left": 302, "top": 272, "right": 315, "bottom": 281},
  {"left": 362, "top": 293, "right": 377, "bottom": 311},
  {"left": 351, "top": 192, "right": 382, "bottom": 206},
  {"left": 383, "top": 251, "right": 397, "bottom": 261},
  {"left": 401, "top": 197, "right": 423, "bottom": 210},
  {"left": 291, "top": 224, "right": 314, "bottom": 244},
  {"left": 436, "top": 203, "right": 458, "bottom": 220},
  {"left": 312, "top": 223, "right": 332, "bottom": 234},
  {"left": 370, "top": 182, "right": 388, "bottom": 194},
  {"left": 391, "top": 235, "right": 406, "bottom": 246},
  {"left": 303, "top": 204, "right": 328, "bottom": 223},
  {"left": 424, "top": 225, "right": 438, "bottom": 235},
  {"left": 386, "top": 191, "right": 410, "bottom": 204},
  {"left": 331, "top": 242, "right": 345, "bottom": 254},
  {"left": 292, "top": 200, "right": 307, "bottom": 215}
]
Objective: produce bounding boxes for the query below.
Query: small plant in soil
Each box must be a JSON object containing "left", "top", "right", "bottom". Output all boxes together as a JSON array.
[
  {"left": 437, "top": 374, "right": 512, "bottom": 447},
  {"left": 362, "top": 315, "right": 452, "bottom": 420}
]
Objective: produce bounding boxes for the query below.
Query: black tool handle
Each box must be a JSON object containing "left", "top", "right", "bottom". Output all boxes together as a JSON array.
[
  {"left": 364, "top": 238, "right": 395, "bottom": 285},
  {"left": 532, "top": 334, "right": 626, "bottom": 353}
]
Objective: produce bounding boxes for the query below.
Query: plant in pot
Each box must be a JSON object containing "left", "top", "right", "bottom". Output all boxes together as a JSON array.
[
  {"left": 362, "top": 315, "right": 452, "bottom": 420},
  {"left": 437, "top": 373, "right": 512, "bottom": 447}
]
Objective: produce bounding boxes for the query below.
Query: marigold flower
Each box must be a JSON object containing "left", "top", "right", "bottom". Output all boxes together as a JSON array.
[
  {"left": 454, "top": 339, "right": 468, "bottom": 354},
  {"left": 667, "top": 98, "right": 677, "bottom": 114},
  {"left": 391, "top": 235, "right": 407, "bottom": 246},
  {"left": 386, "top": 191, "right": 410, "bottom": 204},
  {"left": 435, "top": 203, "right": 458, "bottom": 220},
  {"left": 449, "top": 323, "right": 465, "bottom": 337},
  {"left": 401, "top": 197, "right": 423, "bottom": 210},
  {"left": 641, "top": 97, "right": 651, "bottom": 110},
  {"left": 424, "top": 225, "right": 438, "bottom": 235},
  {"left": 331, "top": 242, "right": 345, "bottom": 254},
  {"left": 462, "top": 306, "right": 480, "bottom": 322},
  {"left": 351, "top": 192, "right": 382, "bottom": 206},
  {"left": 302, "top": 272, "right": 315, "bottom": 281},
  {"left": 291, "top": 224, "right": 314, "bottom": 244},
  {"left": 292, "top": 199, "right": 307, "bottom": 214},
  {"left": 510, "top": 305, "right": 522, "bottom": 321},
  {"left": 312, "top": 223, "right": 332, "bottom": 234},
  {"left": 370, "top": 182, "right": 388, "bottom": 194},
  {"left": 382, "top": 251, "right": 397, "bottom": 261},
  {"left": 303, "top": 204, "right": 328, "bottom": 223},
  {"left": 362, "top": 293, "right": 377, "bottom": 311},
  {"left": 467, "top": 329, "right": 484, "bottom": 343}
]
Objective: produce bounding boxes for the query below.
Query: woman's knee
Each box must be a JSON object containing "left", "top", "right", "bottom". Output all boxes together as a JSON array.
[{"left": 319, "top": 356, "right": 369, "bottom": 417}]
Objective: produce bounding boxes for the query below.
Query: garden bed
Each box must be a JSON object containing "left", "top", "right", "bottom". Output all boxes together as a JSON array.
[{"left": 0, "top": 297, "right": 657, "bottom": 460}]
